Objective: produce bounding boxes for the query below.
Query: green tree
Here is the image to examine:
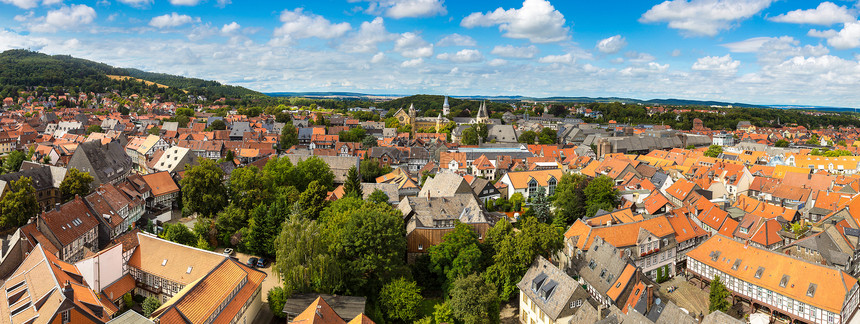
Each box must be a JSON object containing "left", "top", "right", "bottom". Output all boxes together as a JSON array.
[
  {"left": 142, "top": 296, "right": 161, "bottom": 317},
  {"left": 343, "top": 166, "right": 363, "bottom": 198},
  {"left": 806, "top": 134, "right": 820, "bottom": 145},
  {"left": 180, "top": 158, "right": 227, "bottom": 217},
  {"left": 704, "top": 144, "right": 723, "bottom": 158},
  {"left": 2, "top": 150, "right": 25, "bottom": 174},
  {"left": 429, "top": 222, "right": 483, "bottom": 290},
  {"left": 85, "top": 124, "right": 103, "bottom": 134},
  {"left": 298, "top": 180, "right": 329, "bottom": 220},
  {"left": 59, "top": 168, "right": 94, "bottom": 202},
  {"left": 538, "top": 127, "right": 556, "bottom": 144},
  {"left": 379, "top": 278, "right": 423, "bottom": 323},
  {"left": 122, "top": 293, "right": 133, "bottom": 310},
  {"left": 215, "top": 205, "right": 247, "bottom": 247},
  {"left": 228, "top": 166, "right": 272, "bottom": 211},
  {"left": 268, "top": 287, "right": 289, "bottom": 319},
  {"left": 360, "top": 159, "right": 391, "bottom": 182},
  {"left": 147, "top": 126, "right": 161, "bottom": 136},
  {"left": 838, "top": 139, "right": 847, "bottom": 146},
  {"left": 510, "top": 192, "right": 524, "bottom": 212},
  {"left": 175, "top": 115, "right": 190, "bottom": 128},
  {"left": 275, "top": 206, "right": 342, "bottom": 294},
  {"left": 461, "top": 127, "right": 478, "bottom": 145},
  {"left": 583, "top": 176, "right": 619, "bottom": 218},
  {"left": 280, "top": 123, "right": 298, "bottom": 150},
  {"left": 339, "top": 128, "right": 367, "bottom": 142},
  {"left": 530, "top": 186, "right": 552, "bottom": 223},
  {"left": 449, "top": 274, "right": 500, "bottom": 324},
  {"left": 210, "top": 119, "right": 226, "bottom": 130},
  {"left": 553, "top": 173, "right": 588, "bottom": 225},
  {"left": 196, "top": 235, "right": 212, "bottom": 250},
  {"left": 160, "top": 223, "right": 197, "bottom": 246},
  {"left": 368, "top": 189, "right": 389, "bottom": 204},
  {"left": 483, "top": 217, "right": 563, "bottom": 300},
  {"left": 709, "top": 275, "right": 731, "bottom": 313},
  {"left": 775, "top": 139, "right": 790, "bottom": 147},
  {"left": 518, "top": 131, "right": 537, "bottom": 144},
  {"left": 434, "top": 301, "right": 455, "bottom": 324},
  {"left": 323, "top": 199, "right": 406, "bottom": 297},
  {"left": 361, "top": 135, "right": 378, "bottom": 148},
  {"left": 263, "top": 156, "right": 294, "bottom": 187},
  {"left": 294, "top": 157, "right": 335, "bottom": 191},
  {"left": 0, "top": 177, "right": 39, "bottom": 230}
]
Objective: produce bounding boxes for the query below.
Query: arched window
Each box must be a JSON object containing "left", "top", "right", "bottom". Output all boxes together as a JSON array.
[
  {"left": 548, "top": 177, "right": 557, "bottom": 196},
  {"left": 528, "top": 179, "right": 537, "bottom": 197}
]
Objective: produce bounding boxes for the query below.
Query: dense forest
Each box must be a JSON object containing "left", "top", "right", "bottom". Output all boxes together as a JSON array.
[{"left": 0, "top": 49, "right": 262, "bottom": 100}]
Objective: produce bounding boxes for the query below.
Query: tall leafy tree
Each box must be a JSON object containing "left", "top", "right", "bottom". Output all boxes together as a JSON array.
[
  {"left": 518, "top": 131, "right": 537, "bottom": 144},
  {"left": 360, "top": 159, "right": 391, "bottom": 182},
  {"left": 280, "top": 123, "right": 298, "bottom": 150},
  {"left": 323, "top": 199, "right": 406, "bottom": 297},
  {"left": 704, "top": 144, "right": 723, "bottom": 158},
  {"left": 449, "top": 274, "right": 500, "bottom": 324},
  {"left": 529, "top": 186, "right": 552, "bottom": 223},
  {"left": 2, "top": 150, "right": 25, "bottom": 174},
  {"left": 709, "top": 275, "right": 731, "bottom": 313},
  {"left": 59, "top": 168, "right": 94, "bottom": 202},
  {"left": 142, "top": 297, "right": 161, "bottom": 317},
  {"left": 343, "top": 166, "right": 362, "bottom": 198},
  {"left": 268, "top": 287, "right": 289, "bottom": 319},
  {"left": 214, "top": 205, "right": 247, "bottom": 247},
  {"left": 379, "top": 278, "right": 423, "bottom": 323},
  {"left": 553, "top": 173, "right": 588, "bottom": 225},
  {"left": 538, "top": 127, "right": 556, "bottom": 144},
  {"left": 368, "top": 189, "right": 389, "bottom": 204},
  {"left": 429, "top": 222, "right": 484, "bottom": 290},
  {"left": 228, "top": 166, "right": 272, "bottom": 210},
  {"left": 483, "top": 217, "right": 563, "bottom": 300},
  {"left": 298, "top": 180, "right": 329, "bottom": 220},
  {"left": 583, "top": 175, "right": 619, "bottom": 218},
  {"left": 275, "top": 205, "right": 342, "bottom": 295},
  {"left": 180, "top": 158, "right": 227, "bottom": 217},
  {"left": 0, "top": 177, "right": 39, "bottom": 230},
  {"left": 160, "top": 223, "right": 197, "bottom": 246},
  {"left": 263, "top": 156, "right": 294, "bottom": 187}
]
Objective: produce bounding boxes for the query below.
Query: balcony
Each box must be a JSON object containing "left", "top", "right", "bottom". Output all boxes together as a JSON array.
[{"left": 640, "top": 248, "right": 660, "bottom": 257}]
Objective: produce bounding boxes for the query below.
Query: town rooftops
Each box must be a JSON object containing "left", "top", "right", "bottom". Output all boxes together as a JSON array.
[
  {"left": 127, "top": 232, "right": 226, "bottom": 285},
  {"left": 517, "top": 256, "right": 582, "bottom": 321},
  {"left": 39, "top": 195, "right": 100, "bottom": 247},
  {"left": 687, "top": 234, "right": 856, "bottom": 313},
  {"left": 141, "top": 171, "right": 179, "bottom": 197}
]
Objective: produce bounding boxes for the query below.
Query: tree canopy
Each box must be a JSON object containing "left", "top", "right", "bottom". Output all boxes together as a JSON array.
[
  {"left": 180, "top": 158, "right": 227, "bottom": 217},
  {"left": 60, "top": 168, "right": 94, "bottom": 202},
  {"left": 0, "top": 177, "right": 39, "bottom": 230}
]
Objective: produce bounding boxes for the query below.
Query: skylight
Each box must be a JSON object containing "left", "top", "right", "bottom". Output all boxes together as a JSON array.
[{"left": 162, "top": 259, "right": 167, "bottom": 266}]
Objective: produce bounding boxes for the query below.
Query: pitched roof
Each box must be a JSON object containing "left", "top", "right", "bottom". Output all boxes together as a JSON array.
[
  {"left": 687, "top": 235, "right": 856, "bottom": 313},
  {"left": 141, "top": 171, "right": 179, "bottom": 197},
  {"left": 128, "top": 233, "right": 226, "bottom": 285},
  {"left": 516, "top": 256, "right": 582, "bottom": 321},
  {"left": 39, "top": 196, "right": 100, "bottom": 247},
  {"left": 289, "top": 297, "right": 347, "bottom": 324},
  {"left": 502, "top": 169, "right": 563, "bottom": 189}
]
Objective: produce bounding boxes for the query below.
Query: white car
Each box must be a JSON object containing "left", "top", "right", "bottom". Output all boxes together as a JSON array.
[{"left": 223, "top": 248, "right": 234, "bottom": 255}]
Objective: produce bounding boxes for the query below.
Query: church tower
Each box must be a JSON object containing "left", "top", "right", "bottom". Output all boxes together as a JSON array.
[
  {"left": 442, "top": 96, "right": 450, "bottom": 116},
  {"left": 476, "top": 101, "right": 489, "bottom": 124}
]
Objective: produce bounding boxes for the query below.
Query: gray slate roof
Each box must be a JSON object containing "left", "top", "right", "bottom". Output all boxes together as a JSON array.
[{"left": 516, "top": 256, "right": 582, "bottom": 321}]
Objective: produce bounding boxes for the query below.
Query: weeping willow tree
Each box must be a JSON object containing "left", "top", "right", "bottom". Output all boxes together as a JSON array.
[{"left": 274, "top": 204, "right": 343, "bottom": 295}]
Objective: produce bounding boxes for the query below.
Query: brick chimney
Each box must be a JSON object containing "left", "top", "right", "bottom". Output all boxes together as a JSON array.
[{"left": 63, "top": 281, "right": 73, "bottom": 300}]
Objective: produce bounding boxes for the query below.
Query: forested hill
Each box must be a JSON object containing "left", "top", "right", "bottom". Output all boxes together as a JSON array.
[
  {"left": 375, "top": 94, "right": 513, "bottom": 118},
  {"left": 0, "top": 49, "right": 263, "bottom": 100}
]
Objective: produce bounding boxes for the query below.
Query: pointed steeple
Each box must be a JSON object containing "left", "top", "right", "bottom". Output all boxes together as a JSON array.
[
  {"left": 442, "top": 96, "right": 450, "bottom": 116},
  {"left": 476, "top": 101, "right": 489, "bottom": 124},
  {"left": 408, "top": 103, "right": 416, "bottom": 119}
]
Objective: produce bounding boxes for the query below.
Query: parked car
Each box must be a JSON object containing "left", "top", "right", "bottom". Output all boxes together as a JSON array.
[
  {"left": 223, "top": 248, "right": 234, "bottom": 256},
  {"left": 256, "top": 258, "right": 267, "bottom": 268},
  {"left": 247, "top": 257, "right": 258, "bottom": 268}
]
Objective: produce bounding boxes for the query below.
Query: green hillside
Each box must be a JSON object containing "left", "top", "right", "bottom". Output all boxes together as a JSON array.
[{"left": 0, "top": 49, "right": 263, "bottom": 100}]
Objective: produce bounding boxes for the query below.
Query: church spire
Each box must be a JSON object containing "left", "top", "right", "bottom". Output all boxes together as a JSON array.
[{"left": 442, "top": 96, "right": 450, "bottom": 116}]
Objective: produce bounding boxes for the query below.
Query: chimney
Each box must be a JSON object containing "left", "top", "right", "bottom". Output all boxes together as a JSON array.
[
  {"left": 54, "top": 203, "right": 61, "bottom": 211},
  {"left": 646, "top": 285, "right": 654, "bottom": 313},
  {"left": 63, "top": 281, "right": 73, "bottom": 300}
]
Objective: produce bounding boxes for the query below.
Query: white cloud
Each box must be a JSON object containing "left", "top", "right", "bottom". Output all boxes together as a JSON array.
[
  {"left": 770, "top": 2, "right": 854, "bottom": 25},
  {"left": 619, "top": 62, "right": 669, "bottom": 76},
  {"left": 354, "top": 0, "right": 446, "bottom": 19},
  {"left": 671, "top": 49, "right": 682, "bottom": 56},
  {"left": 394, "top": 32, "right": 433, "bottom": 58},
  {"left": 721, "top": 36, "right": 774, "bottom": 52},
  {"left": 169, "top": 0, "right": 200, "bottom": 6},
  {"left": 461, "top": 0, "right": 569, "bottom": 43},
  {"left": 436, "top": 33, "right": 476, "bottom": 47},
  {"left": 339, "top": 17, "right": 396, "bottom": 53},
  {"left": 216, "top": 0, "right": 230, "bottom": 8},
  {"left": 692, "top": 54, "right": 740, "bottom": 73},
  {"left": 401, "top": 57, "right": 423, "bottom": 67},
  {"left": 436, "top": 49, "right": 483, "bottom": 63},
  {"left": 538, "top": 53, "right": 574, "bottom": 64},
  {"left": 149, "top": 13, "right": 197, "bottom": 29},
  {"left": 488, "top": 58, "right": 507, "bottom": 66},
  {"left": 596, "top": 35, "right": 627, "bottom": 54},
  {"left": 30, "top": 4, "right": 97, "bottom": 33},
  {"left": 640, "top": 0, "right": 773, "bottom": 36},
  {"left": 1, "top": 0, "right": 38, "bottom": 9},
  {"left": 809, "top": 21, "right": 860, "bottom": 49},
  {"left": 371, "top": 52, "right": 385, "bottom": 63},
  {"left": 117, "top": 0, "right": 152, "bottom": 8},
  {"left": 272, "top": 8, "right": 351, "bottom": 46},
  {"left": 625, "top": 51, "right": 655, "bottom": 63},
  {"left": 723, "top": 36, "right": 828, "bottom": 65},
  {"left": 490, "top": 44, "right": 538, "bottom": 58},
  {"left": 0, "top": 29, "right": 49, "bottom": 51},
  {"left": 221, "top": 22, "right": 240, "bottom": 34}
]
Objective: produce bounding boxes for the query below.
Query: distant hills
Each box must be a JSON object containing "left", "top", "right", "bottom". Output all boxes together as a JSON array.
[
  {"left": 268, "top": 91, "right": 853, "bottom": 111},
  {"left": 0, "top": 50, "right": 263, "bottom": 99}
]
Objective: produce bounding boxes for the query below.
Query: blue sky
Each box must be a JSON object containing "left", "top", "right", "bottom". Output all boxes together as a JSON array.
[{"left": 3, "top": 0, "right": 860, "bottom": 106}]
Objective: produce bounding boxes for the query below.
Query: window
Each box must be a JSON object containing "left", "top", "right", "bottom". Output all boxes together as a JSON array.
[
  {"left": 528, "top": 179, "right": 537, "bottom": 196},
  {"left": 61, "top": 310, "right": 70, "bottom": 323},
  {"left": 418, "top": 244, "right": 423, "bottom": 251}
]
